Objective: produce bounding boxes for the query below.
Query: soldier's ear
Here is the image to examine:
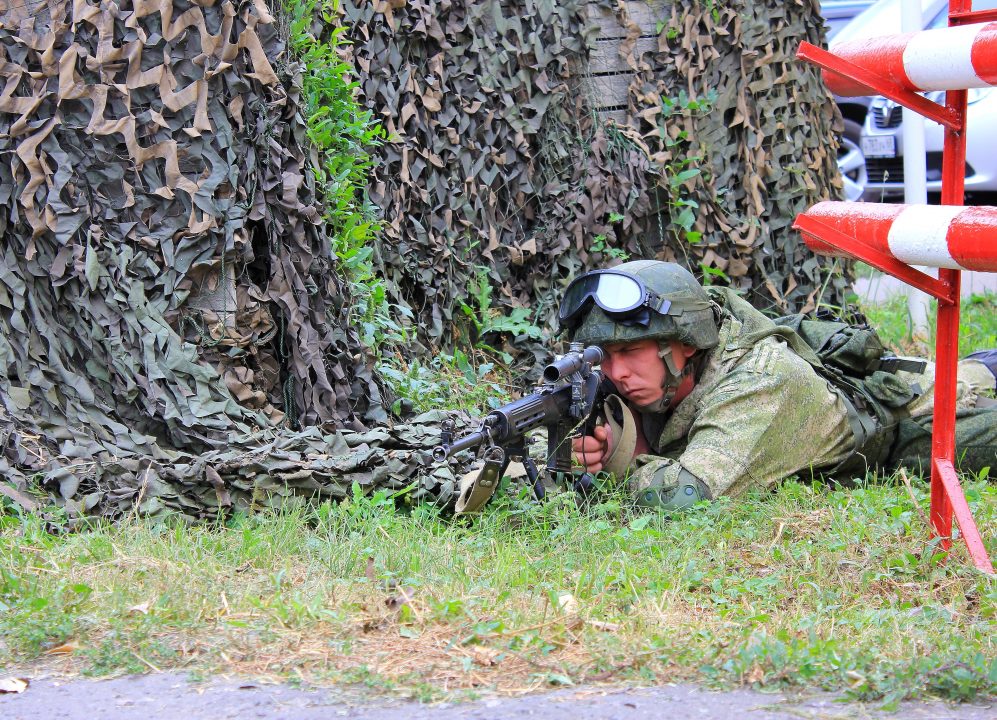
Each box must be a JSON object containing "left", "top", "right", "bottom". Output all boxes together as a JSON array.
[{"left": 668, "top": 339, "right": 697, "bottom": 359}]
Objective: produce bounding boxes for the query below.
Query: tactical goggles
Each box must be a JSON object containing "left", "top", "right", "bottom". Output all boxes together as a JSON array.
[{"left": 558, "top": 269, "right": 692, "bottom": 330}]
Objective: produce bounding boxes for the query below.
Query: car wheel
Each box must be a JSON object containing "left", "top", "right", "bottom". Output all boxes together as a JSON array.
[{"left": 836, "top": 119, "right": 866, "bottom": 202}]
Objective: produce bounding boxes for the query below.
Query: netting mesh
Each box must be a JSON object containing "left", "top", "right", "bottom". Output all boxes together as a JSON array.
[
  {"left": 332, "top": 0, "right": 850, "bottom": 367},
  {"left": 0, "top": 0, "right": 851, "bottom": 524},
  {"left": 0, "top": 0, "right": 475, "bottom": 524}
]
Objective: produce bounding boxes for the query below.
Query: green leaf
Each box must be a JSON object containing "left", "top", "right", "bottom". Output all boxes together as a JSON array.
[
  {"left": 700, "top": 264, "right": 728, "bottom": 280},
  {"left": 546, "top": 673, "right": 574, "bottom": 686},
  {"left": 676, "top": 207, "right": 695, "bottom": 231},
  {"left": 343, "top": 246, "right": 373, "bottom": 268},
  {"left": 482, "top": 307, "right": 543, "bottom": 339}
]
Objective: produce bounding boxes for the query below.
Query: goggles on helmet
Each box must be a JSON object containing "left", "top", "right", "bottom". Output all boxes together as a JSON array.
[{"left": 558, "top": 269, "right": 674, "bottom": 331}]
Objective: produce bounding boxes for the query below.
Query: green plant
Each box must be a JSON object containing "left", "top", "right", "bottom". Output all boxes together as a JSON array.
[
  {"left": 589, "top": 213, "right": 630, "bottom": 261},
  {"left": 650, "top": 89, "right": 719, "bottom": 253},
  {"left": 0, "top": 570, "right": 91, "bottom": 655},
  {"left": 3, "top": 468, "right": 997, "bottom": 704},
  {"left": 286, "top": 0, "right": 400, "bottom": 350},
  {"left": 858, "top": 273, "right": 997, "bottom": 359},
  {"left": 699, "top": 263, "right": 728, "bottom": 286},
  {"left": 460, "top": 268, "right": 544, "bottom": 349},
  {"left": 377, "top": 347, "right": 514, "bottom": 414}
]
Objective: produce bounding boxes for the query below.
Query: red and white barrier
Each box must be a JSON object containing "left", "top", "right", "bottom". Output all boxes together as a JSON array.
[
  {"left": 825, "top": 21, "right": 997, "bottom": 96},
  {"left": 800, "top": 201, "right": 997, "bottom": 272},
  {"left": 794, "top": 0, "right": 996, "bottom": 575}
]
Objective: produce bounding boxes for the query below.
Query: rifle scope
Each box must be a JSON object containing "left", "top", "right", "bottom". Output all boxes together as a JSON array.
[{"left": 542, "top": 346, "right": 604, "bottom": 384}]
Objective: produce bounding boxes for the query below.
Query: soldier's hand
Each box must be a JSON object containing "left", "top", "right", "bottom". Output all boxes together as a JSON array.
[{"left": 572, "top": 424, "right": 613, "bottom": 473}]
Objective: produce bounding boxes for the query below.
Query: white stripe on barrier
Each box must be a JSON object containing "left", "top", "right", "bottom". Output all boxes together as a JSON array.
[
  {"left": 887, "top": 204, "right": 965, "bottom": 268},
  {"left": 797, "top": 202, "right": 997, "bottom": 273},
  {"left": 903, "top": 23, "right": 985, "bottom": 90}
]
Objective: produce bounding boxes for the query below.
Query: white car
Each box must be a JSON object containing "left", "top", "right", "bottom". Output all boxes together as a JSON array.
[
  {"left": 833, "top": 0, "right": 997, "bottom": 201},
  {"left": 861, "top": 85, "right": 997, "bottom": 201},
  {"left": 822, "top": 0, "right": 878, "bottom": 193},
  {"left": 823, "top": 0, "right": 877, "bottom": 39}
]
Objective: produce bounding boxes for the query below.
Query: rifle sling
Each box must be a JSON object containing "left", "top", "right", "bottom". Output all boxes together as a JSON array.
[
  {"left": 602, "top": 394, "right": 638, "bottom": 477},
  {"left": 454, "top": 460, "right": 527, "bottom": 514}
]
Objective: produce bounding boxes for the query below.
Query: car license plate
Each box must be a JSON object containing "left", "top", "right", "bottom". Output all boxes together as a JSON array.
[{"left": 861, "top": 135, "right": 896, "bottom": 158}]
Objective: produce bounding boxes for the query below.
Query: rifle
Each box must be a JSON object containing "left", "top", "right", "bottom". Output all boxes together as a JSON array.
[{"left": 433, "top": 343, "right": 607, "bottom": 501}]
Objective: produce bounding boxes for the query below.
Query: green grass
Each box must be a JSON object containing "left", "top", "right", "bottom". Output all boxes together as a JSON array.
[
  {"left": 857, "top": 266, "right": 997, "bottom": 359},
  {"left": 1, "top": 476, "right": 997, "bottom": 708}
]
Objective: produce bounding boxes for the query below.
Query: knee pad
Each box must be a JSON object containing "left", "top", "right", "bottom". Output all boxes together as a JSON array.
[{"left": 966, "top": 349, "right": 997, "bottom": 392}]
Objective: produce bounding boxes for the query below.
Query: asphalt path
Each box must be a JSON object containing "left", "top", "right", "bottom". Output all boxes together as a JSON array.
[{"left": 1, "top": 673, "right": 995, "bottom": 720}]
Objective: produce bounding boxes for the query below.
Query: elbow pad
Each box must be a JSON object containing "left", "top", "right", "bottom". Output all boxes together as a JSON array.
[{"left": 634, "top": 466, "right": 713, "bottom": 513}]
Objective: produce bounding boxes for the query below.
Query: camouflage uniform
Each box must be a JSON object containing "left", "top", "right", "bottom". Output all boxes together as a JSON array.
[{"left": 628, "top": 287, "right": 997, "bottom": 500}]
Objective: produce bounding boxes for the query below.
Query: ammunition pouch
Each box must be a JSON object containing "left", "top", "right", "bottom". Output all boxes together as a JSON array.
[
  {"left": 818, "top": 368, "right": 924, "bottom": 479},
  {"left": 772, "top": 313, "right": 929, "bottom": 479}
]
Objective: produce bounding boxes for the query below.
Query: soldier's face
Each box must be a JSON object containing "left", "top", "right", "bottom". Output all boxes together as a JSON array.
[{"left": 600, "top": 340, "right": 668, "bottom": 405}]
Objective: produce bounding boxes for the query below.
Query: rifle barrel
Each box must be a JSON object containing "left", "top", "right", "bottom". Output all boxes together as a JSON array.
[{"left": 432, "top": 430, "right": 488, "bottom": 461}]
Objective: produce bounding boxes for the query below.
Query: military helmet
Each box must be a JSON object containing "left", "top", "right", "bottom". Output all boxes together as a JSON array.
[{"left": 565, "top": 260, "right": 719, "bottom": 349}]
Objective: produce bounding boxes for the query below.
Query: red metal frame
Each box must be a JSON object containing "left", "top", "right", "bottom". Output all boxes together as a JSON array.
[
  {"left": 792, "top": 215, "right": 957, "bottom": 302},
  {"left": 795, "top": 2, "right": 995, "bottom": 574},
  {"left": 796, "top": 43, "right": 962, "bottom": 129},
  {"left": 950, "top": 8, "right": 997, "bottom": 24}
]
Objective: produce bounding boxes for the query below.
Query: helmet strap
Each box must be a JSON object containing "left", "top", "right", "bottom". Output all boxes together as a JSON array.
[{"left": 633, "top": 342, "right": 695, "bottom": 414}]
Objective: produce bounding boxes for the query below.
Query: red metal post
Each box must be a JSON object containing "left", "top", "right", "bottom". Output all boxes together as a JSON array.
[
  {"left": 792, "top": 0, "right": 995, "bottom": 573},
  {"left": 925, "top": 1, "right": 993, "bottom": 572},
  {"left": 950, "top": 8, "right": 997, "bottom": 24},
  {"left": 930, "top": 11, "right": 970, "bottom": 552},
  {"left": 935, "top": 457, "right": 996, "bottom": 571}
]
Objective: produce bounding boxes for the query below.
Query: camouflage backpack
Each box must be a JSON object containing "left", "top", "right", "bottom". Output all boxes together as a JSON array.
[{"left": 773, "top": 313, "right": 926, "bottom": 476}]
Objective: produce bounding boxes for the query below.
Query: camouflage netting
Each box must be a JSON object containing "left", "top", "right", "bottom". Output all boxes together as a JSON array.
[
  {"left": 0, "top": 0, "right": 474, "bottom": 523},
  {"left": 0, "top": 0, "right": 851, "bottom": 524},
  {"left": 332, "top": 0, "right": 851, "bottom": 355}
]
